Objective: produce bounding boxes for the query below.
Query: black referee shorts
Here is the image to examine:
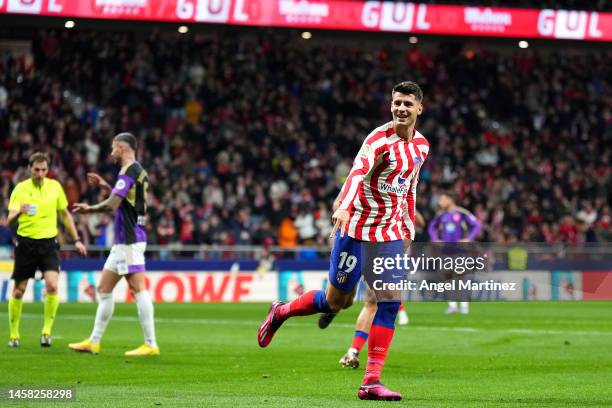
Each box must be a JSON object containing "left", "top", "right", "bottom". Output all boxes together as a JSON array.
[{"left": 11, "top": 235, "right": 61, "bottom": 282}]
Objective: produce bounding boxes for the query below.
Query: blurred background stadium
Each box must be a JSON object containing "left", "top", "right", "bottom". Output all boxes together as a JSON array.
[
  {"left": 1, "top": 0, "right": 610, "bottom": 303},
  {"left": 1, "top": 1, "right": 612, "bottom": 407}
]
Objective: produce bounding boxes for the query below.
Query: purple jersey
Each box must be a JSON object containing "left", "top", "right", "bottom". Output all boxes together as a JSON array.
[
  {"left": 428, "top": 208, "right": 482, "bottom": 242},
  {"left": 111, "top": 162, "right": 148, "bottom": 244}
]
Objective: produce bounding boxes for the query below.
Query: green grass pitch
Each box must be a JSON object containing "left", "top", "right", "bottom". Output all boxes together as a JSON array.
[{"left": 1, "top": 302, "right": 612, "bottom": 407}]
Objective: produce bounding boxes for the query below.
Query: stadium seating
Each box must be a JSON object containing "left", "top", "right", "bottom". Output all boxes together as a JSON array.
[{"left": 0, "top": 30, "right": 610, "bottom": 246}]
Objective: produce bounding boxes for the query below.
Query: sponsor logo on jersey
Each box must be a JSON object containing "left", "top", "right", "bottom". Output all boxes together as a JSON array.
[{"left": 378, "top": 182, "right": 408, "bottom": 195}]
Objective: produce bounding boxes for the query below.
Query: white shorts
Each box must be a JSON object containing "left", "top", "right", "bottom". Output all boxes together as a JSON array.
[{"left": 103, "top": 242, "right": 147, "bottom": 276}]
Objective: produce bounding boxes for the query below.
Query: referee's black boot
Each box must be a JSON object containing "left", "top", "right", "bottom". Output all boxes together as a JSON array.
[{"left": 40, "top": 334, "right": 52, "bottom": 347}]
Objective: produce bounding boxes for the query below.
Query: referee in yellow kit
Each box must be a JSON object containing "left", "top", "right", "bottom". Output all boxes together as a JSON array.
[{"left": 7, "top": 152, "right": 87, "bottom": 348}]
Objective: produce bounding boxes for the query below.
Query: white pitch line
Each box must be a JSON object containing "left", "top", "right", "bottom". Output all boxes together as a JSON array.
[{"left": 3, "top": 313, "right": 611, "bottom": 337}]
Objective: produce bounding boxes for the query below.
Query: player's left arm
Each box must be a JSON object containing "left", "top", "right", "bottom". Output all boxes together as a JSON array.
[
  {"left": 403, "top": 207, "right": 425, "bottom": 253},
  {"left": 460, "top": 208, "right": 483, "bottom": 241},
  {"left": 402, "top": 174, "right": 419, "bottom": 243},
  {"left": 403, "top": 138, "right": 429, "bottom": 242},
  {"left": 400, "top": 199, "right": 413, "bottom": 253}
]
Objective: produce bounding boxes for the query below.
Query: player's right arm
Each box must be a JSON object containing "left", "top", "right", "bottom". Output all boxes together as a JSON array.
[
  {"left": 427, "top": 214, "right": 441, "bottom": 242},
  {"left": 7, "top": 184, "right": 28, "bottom": 225},
  {"left": 7, "top": 208, "right": 28, "bottom": 226},
  {"left": 330, "top": 132, "right": 383, "bottom": 237},
  {"left": 332, "top": 193, "right": 341, "bottom": 212},
  {"left": 72, "top": 193, "right": 122, "bottom": 214}
]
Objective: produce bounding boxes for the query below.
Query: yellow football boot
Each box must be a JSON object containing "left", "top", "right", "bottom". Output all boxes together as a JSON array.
[
  {"left": 68, "top": 339, "right": 101, "bottom": 354},
  {"left": 124, "top": 344, "right": 160, "bottom": 356}
]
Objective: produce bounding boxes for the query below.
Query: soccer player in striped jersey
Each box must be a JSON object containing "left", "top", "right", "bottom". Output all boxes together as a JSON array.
[
  {"left": 258, "top": 81, "right": 429, "bottom": 401},
  {"left": 428, "top": 191, "right": 482, "bottom": 315}
]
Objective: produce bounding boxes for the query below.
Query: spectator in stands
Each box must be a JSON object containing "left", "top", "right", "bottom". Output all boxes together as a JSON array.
[
  {"left": 278, "top": 218, "right": 298, "bottom": 249},
  {"left": 0, "top": 29, "right": 609, "bottom": 249}
]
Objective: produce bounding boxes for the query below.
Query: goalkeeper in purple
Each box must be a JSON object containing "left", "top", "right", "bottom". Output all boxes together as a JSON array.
[{"left": 427, "top": 191, "right": 482, "bottom": 314}]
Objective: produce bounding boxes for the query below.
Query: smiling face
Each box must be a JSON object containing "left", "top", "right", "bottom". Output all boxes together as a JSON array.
[
  {"left": 391, "top": 91, "right": 423, "bottom": 132},
  {"left": 391, "top": 92, "right": 423, "bottom": 127}
]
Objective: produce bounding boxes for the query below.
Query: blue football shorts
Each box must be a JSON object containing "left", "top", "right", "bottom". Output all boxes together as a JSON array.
[{"left": 328, "top": 232, "right": 404, "bottom": 293}]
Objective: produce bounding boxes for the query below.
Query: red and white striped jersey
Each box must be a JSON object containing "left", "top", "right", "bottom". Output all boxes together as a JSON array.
[{"left": 336, "top": 121, "right": 429, "bottom": 242}]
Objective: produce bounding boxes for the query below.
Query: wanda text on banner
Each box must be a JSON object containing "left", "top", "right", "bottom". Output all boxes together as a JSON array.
[{"left": 0, "top": 0, "right": 610, "bottom": 41}]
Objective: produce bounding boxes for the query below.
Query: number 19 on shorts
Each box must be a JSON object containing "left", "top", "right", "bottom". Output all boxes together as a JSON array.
[{"left": 337, "top": 252, "right": 357, "bottom": 284}]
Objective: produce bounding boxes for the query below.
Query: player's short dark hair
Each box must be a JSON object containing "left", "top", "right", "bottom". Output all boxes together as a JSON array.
[
  {"left": 392, "top": 81, "right": 423, "bottom": 102},
  {"left": 29, "top": 152, "right": 50, "bottom": 166},
  {"left": 114, "top": 132, "right": 137, "bottom": 151},
  {"left": 440, "top": 190, "right": 457, "bottom": 202}
]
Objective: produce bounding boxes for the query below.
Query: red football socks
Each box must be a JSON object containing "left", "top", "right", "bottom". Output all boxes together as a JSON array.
[
  {"left": 276, "top": 290, "right": 326, "bottom": 320},
  {"left": 363, "top": 324, "right": 395, "bottom": 384},
  {"left": 351, "top": 330, "right": 368, "bottom": 352}
]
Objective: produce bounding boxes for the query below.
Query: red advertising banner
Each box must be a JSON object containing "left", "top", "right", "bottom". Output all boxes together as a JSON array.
[
  {"left": 582, "top": 271, "right": 612, "bottom": 300},
  {"left": 0, "top": 1, "right": 610, "bottom": 41}
]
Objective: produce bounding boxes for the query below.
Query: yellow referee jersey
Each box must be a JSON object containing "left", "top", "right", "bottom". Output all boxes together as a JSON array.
[{"left": 8, "top": 177, "right": 68, "bottom": 239}]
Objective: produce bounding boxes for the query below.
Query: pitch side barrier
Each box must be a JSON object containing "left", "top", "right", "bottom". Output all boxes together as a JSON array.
[
  {"left": 0, "top": 243, "right": 610, "bottom": 302},
  {"left": 52, "top": 242, "right": 609, "bottom": 271},
  {"left": 56, "top": 257, "right": 610, "bottom": 272}
]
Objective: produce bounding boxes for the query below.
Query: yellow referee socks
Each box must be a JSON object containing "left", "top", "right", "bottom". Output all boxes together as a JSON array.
[
  {"left": 42, "top": 294, "right": 59, "bottom": 335},
  {"left": 9, "top": 296, "right": 23, "bottom": 339}
]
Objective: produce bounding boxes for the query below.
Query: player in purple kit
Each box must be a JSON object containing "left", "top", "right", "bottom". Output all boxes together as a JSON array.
[
  {"left": 68, "top": 133, "right": 159, "bottom": 356},
  {"left": 428, "top": 191, "right": 482, "bottom": 314}
]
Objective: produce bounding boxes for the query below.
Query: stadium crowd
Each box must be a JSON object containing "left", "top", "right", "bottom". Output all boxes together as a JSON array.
[{"left": 0, "top": 29, "right": 610, "bottom": 250}]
